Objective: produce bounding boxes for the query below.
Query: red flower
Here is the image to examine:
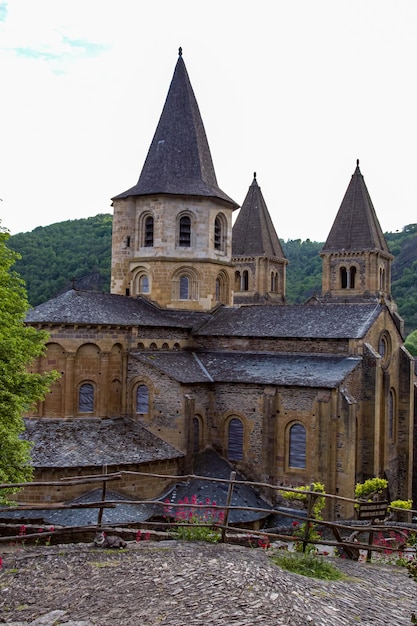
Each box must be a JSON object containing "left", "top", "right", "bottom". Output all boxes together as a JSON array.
[{"left": 292, "top": 521, "right": 299, "bottom": 527}]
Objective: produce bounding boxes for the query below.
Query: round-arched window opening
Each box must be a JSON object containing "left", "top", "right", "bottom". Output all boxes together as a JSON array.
[{"left": 378, "top": 332, "right": 392, "bottom": 368}]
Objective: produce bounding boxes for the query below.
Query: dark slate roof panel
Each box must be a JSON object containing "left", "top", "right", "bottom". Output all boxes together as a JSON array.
[
  {"left": 197, "top": 352, "right": 361, "bottom": 387},
  {"left": 164, "top": 449, "right": 271, "bottom": 524},
  {"left": 0, "top": 489, "right": 162, "bottom": 526},
  {"left": 131, "top": 351, "right": 213, "bottom": 383},
  {"left": 133, "top": 350, "right": 361, "bottom": 388},
  {"left": 113, "top": 53, "right": 237, "bottom": 208},
  {"left": 22, "top": 417, "right": 184, "bottom": 468},
  {"left": 232, "top": 175, "right": 286, "bottom": 258},
  {"left": 322, "top": 162, "right": 391, "bottom": 254},
  {"left": 195, "top": 303, "right": 382, "bottom": 339},
  {"left": 26, "top": 290, "right": 210, "bottom": 328}
]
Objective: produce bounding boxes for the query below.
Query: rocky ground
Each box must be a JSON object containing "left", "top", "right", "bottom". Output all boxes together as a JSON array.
[{"left": 1, "top": 540, "right": 416, "bottom": 625}]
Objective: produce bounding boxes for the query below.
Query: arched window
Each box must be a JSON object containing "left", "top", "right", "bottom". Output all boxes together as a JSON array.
[
  {"left": 214, "top": 216, "right": 222, "bottom": 249},
  {"left": 139, "top": 275, "right": 150, "bottom": 293},
  {"left": 234, "top": 271, "right": 241, "bottom": 291},
  {"left": 214, "top": 213, "right": 226, "bottom": 252},
  {"left": 227, "top": 418, "right": 243, "bottom": 461},
  {"left": 136, "top": 384, "right": 149, "bottom": 414},
  {"left": 173, "top": 268, "right": 199, "bottom": 301},
  {"left": 380, "top": 267, "right": 386, "bottom": 291},
  {"left": 179, "top": 215, "right": 191, "bottom": 247},
  {"left": 179, "top": 275, "right": 189, "bottom": 299},
  {"left": 388, "top": 389, "right": 395, "bottom": 440},
  {"left": 340, "top": 266, "right": 348, "bottom": 289},
  {"left": 350, "top": 266, "right": 356, "bottom": 289},
  {"left": 215, "top": 271, "right": 229, "bottom": 304},
  {"left": 78, "top": 383, "right": 94, "bottom": 413},
  {"left": 242, "top": 270, "right": 249, "bottom": 291},
  {"left": 289, "top": 423, "right": 306, "bottom": 469},
  {"left": 144, "top": 216, "right": 154, "bottom": 247}
]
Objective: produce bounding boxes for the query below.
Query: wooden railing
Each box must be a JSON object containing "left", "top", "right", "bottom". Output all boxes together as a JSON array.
[{"left": 0, "top": 470, "right": 415, "bottom": 560}]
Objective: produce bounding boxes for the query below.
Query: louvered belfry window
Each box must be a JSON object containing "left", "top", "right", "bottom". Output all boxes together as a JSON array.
[
  {"left": 289, "top": 423, "right": 306, "bottom": 469},
  {"left": 79, "top": 383, "right": 94, "bottom": 413},
  {"left": 179, "top": 216, "right": 191, "bottom": 247},
  {"left": 136, "top": 384, "right": 149, "bottom": 414},
  {"left": 144, "top": 216, "right": 154, "bottom": 247},
  {"left": 228, "top": 418, "right": 243, "bottom": 461}
]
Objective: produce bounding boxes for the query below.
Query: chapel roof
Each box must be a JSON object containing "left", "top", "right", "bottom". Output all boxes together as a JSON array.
[
  {"left": 133, "top": 350, "right": 361, "bottom": 388},
  {"left": 232, "top": 174, "right": 286, "bottom": 258},
  {"left": 195, "top": 302, "right": 382, "bottom": 339},
  {"left": 26, "top": 290, "right": 210, "bottom": 328},
  {"left": 321, "top": 161, "right": 391, "bottom": 254},
  {"left": 22, "top": 417, "right": 184, "bottom": 468},
  {"left": 113, "top": 49, "right": 237, "bottom": 208}
]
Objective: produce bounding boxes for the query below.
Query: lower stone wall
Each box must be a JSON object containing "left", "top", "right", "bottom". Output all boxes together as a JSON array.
[{"left": 16, "top": 458, "right": 184, "bottom": 504}]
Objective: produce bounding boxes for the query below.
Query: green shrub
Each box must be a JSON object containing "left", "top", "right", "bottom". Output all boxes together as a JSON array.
[
  {"left": 270, "top": 551, "right": 345, "bottom": 581},
  {"left": 354, "top": 478, "right": 388, "bottom": 500}
]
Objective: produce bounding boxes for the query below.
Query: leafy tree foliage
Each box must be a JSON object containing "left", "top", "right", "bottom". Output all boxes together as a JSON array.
[
  {"left": 0, "top": 227, "right": 59, "bottom": 502},
  {"left": 405, "top": 329, "right": 417, "bottom": 357},
  {"left": 8, "top": 214, "right": 112, "bottom": 306}
]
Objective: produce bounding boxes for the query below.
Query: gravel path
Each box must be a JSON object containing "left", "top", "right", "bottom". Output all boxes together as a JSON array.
[{"left": 1, "top": 541, "right": 416, "bottom": 625}]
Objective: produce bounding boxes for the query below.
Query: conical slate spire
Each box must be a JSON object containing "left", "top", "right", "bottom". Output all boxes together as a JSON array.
[
  {"left": 322, "top": 160, "right": 390, "bottom": 253},
  {"left": 113, "top": 50, "right": 237, "bottom": 207},
  {"left": 232, "top": 174, "right": 285, "bottom": 258}
]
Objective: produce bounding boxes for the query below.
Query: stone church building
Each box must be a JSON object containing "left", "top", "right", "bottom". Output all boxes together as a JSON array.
[{"left": 22, "top": 50, "right": 414, "bottom": 520}]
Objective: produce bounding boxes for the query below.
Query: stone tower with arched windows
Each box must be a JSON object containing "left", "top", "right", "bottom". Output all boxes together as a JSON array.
[
  {"left": 232, "top": 174, "right": 287, "bottom": 303},
  {"left": 320, "top": 160, "right": 394, "bottom": 304},
  {"left": 110, "top": 49, "right": 238, "bottom": 310}
]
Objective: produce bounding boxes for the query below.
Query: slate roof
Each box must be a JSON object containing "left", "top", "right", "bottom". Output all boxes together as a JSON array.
[
  {"left": 322, "top": 161, "right": 391, "bottom": 254},
  {"left": 133, "top": 350, "right": 361, "bottom": 388},
  {"left": 163, "top": 449, "right": 271, "bottom": 524},
  {"left": 113, "top": 51, "right": 237, "bottom": 209},
  {"left": 0, "top": 489, "right": 160, "bottom": 526},
  {"left": 232, "top": 174, "right": 286, "bottom": 259},
  {"left": 195, "top": 302, "right": 382, "bottom": 339},
  {"left": 25, "top": 290, "right": 210, "bottom": 328},
  {"left": 1, "top": 451, "right": 272, "bottom": 526},
  {"left": 22, "top": 417, "right": 184, "bottom": 468},
  {"left": 132, "top": 351, "right": 213, "bottom": 383}
]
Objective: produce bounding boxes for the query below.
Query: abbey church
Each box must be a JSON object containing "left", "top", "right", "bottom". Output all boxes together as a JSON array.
[{"left": 22, "top": 50, "right": 415, "bottom": 519}]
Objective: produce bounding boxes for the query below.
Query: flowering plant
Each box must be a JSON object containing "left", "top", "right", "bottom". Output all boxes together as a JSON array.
[
  {"left": 165, "top": 495, "right": 225, "bottom": 543},
  {"left": 279, "top": 483, "right": 326, "bottom": 553}
]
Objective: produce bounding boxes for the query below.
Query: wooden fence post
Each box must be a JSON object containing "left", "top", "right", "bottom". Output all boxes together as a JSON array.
[
  {"left": 221, "top": 471, "right": 236, "bottom": 543},
  {"left": 97, "top": 465, "right": 107, "bottom": 528},
  {"left": 302, "top": 489, "right": 315, "bottom": 553}
]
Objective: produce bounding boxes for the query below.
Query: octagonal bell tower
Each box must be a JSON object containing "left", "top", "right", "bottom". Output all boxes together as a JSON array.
[{"left": 111, "top": 49, "right": 238, "bottom": 311}]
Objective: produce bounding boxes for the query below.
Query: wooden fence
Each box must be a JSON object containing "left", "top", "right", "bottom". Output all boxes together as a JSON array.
[{"left": 0, "top": 470, "right": 416, "bottom": 560}]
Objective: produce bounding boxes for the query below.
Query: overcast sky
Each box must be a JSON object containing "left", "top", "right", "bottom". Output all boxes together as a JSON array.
[{"left": 1, "top": 0, "right": 416, "bottom": 242}]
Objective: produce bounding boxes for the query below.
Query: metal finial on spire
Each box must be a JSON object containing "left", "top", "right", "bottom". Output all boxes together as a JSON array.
[
  {"left": 254, "top": 171, "right": 257, "bottom": 179},
  {"left": 356, "top": 158, "right": 360, "bottom": 167},
  {"left": 178, "top": 47, "right": 182, "bottom": 57}
]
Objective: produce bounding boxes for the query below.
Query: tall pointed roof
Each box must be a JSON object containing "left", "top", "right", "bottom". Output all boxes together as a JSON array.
[
  {"left": 113, "top": 49, "right": 237, "bottom": 207},
  {"left": 232, "top": 174, "right": 286, "bottom": 258},
  {"left": 322, "top": 161, "right": 390, "bottom": 254}
]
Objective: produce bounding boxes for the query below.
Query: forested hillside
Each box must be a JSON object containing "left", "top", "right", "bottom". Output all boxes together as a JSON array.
[
  {"left": 8, "top": 216, "right": 417, "bottom": 335},
  {"left": 8, "top": 214, "right": 112, "bottom": 305}
]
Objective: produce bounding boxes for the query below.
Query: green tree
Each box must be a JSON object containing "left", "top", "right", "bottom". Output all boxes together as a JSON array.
[
  {"left": 0, "top": 226, "right": 59, "bottom": 503},
  {"left": 405, "top": 329, "right": 417, "bottom": 356}
]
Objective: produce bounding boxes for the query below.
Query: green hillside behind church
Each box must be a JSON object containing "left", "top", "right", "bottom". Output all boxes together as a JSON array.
[{"left": 7, "top": 215, "right": 417, "bottom": 336}]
